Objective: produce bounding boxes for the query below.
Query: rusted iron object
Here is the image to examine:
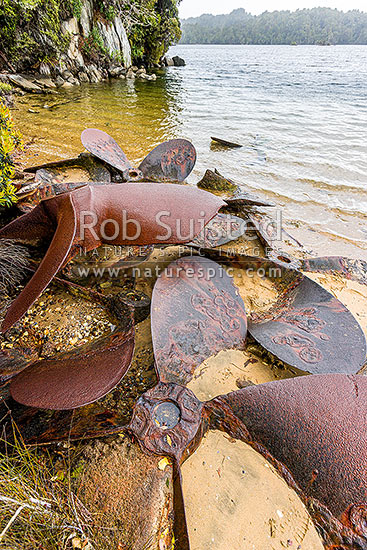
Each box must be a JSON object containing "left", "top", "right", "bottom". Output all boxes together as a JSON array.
[
  {"left": 211, "top": 374, "right": 367, "bottom": 524},
  {"left": 129, "top": 382, "right": 204, "bottom": 462},
  {"left": 197, "top": 168, "right": 238, "bottom": 192},
  {"left": 0, "top": 184, "right": 225, "bottom": 332},
  {"left": 188, "top": 213, "right": 247, "bottom": 248},
  {"left": 151, "top": 256, "right": 247, "bottom": 386},
  {"left": 10, "top": 316, "right": 135, "bottom": 410},
  {"left": 223, "top": 191, "right": 275, "bottom": 209},
  {"left": 1, "top": 251, "right": 367, "bottom": 548},
  {"left": 138, "top": 139, "right": 196, "bottom": 183},
  {"left": 81, "top": 128, "right": 196, "bottom": 182},
  {"left": 210, "top": 136, "right": 243, "bottom": 148},
  {"left": 300, "top": 256, "right": 367, "bottom": 286},
  {"left": 62, "top": 244, "right": 154, "bottom": 281},
  {"left": 17, "top": 154, "right": 112, "bottom": 211},
  {"left": 249, "top": 271, "right": 366, "bottom": 374},
  {"left": 199, "top": 249, "right": 367, "bottom": 374},
  {"left": 246, "top": 210, "right": 302, "bottom": 269}
]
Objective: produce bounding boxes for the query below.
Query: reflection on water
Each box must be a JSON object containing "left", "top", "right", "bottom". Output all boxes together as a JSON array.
[
  {"left": 13, "top": 45, "right": 367, "bottom": 259},
  {"left": 15, "top": 74, "right": 183, "bottom": 164}
]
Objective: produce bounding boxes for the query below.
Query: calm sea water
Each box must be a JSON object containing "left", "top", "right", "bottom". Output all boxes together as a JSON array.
[{"left": 13, "top": 45, "right": 367, "bottom": 259}]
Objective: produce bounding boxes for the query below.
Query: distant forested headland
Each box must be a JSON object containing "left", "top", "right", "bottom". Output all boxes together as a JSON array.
[{"left": 180, "top": 8, "right": 367, "bottom": 45}]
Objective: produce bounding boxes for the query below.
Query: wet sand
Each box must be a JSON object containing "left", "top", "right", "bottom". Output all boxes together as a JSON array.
[{"left": 181, "top": 430, "right": 324, "bottom": 550}]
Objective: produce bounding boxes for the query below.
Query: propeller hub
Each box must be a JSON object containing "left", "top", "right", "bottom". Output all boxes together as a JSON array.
[
  {"left": 126, "top": 168, "right": 144, "bottom": 182},
  {"left": 129, "top": 382, "right": 204, "bottom": 460},
  {"left": 153, "top": 401, "right": 181, "bottom": 430}
]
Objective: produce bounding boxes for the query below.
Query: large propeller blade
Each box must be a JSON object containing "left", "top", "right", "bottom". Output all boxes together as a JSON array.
[
  {"left": 81, "top": 128, "right": 136, "bottom": 180},
  {"left": 10, "top": 323, "right": 135, "bottom": 410},
  {"left": 139, "top": 139, "right": 196, "bottom": 182},
  {"left": 151, "top": 256, "right": 247, "bottom": 386},
  {"left": 81, "top": 129, "right": 197, "bottom": 182},
  {"left": 203, "top": 250, "right": 366, "bottom": 374},
  {"left": 249, "top": 270, "right": 366, "bottom": 374},
  {"left": 209, "top": 374, "right": 367, "bottom": 520}
]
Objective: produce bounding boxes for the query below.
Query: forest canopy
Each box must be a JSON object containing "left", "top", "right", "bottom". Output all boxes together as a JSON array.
[{"left": 180, "top": 8, "right": 367, "bottom": 45}]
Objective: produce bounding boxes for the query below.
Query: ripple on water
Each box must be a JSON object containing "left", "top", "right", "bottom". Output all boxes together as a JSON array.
[{"left": 13, "top": 44, "right": 367, "bottom": 259}]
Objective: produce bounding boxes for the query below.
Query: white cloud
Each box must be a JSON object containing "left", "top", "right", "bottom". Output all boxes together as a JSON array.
[{"left": 179, "top": 0, "right": 367, "bottom": 19}]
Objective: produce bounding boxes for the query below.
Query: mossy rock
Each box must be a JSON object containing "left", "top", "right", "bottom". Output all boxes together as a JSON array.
[{"left": 197, "top": 168, "right": 238, "bottom": 193}]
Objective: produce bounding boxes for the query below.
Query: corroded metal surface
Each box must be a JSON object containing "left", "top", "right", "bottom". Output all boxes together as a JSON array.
[
  {"left": 246, "top": 210, "right": 301, "bottom": 269},
  {"left": 10, "top": 323, "right": 135, "bottom": 410},
  {"left": 17, "top": 154, "right": 112, "bottom": 211},
  {"left": 197, "top": 249, "right": 367, "bottom": 374},
  {"left": 129, "top": 382, "right": 204, "bottom": 462},
  {"left": 82, "top": 129, "right": 196, "bottom": 182},
  {"left": 81, "top": 128, "right": 135, "bottom": 180},
  {"left": 0, "top": 184, "right": 225, "bottom": 332},
  {"left": 224, "top": 191, "right": 275, "bottom": 209},
  {"left": 188, "top": 213, "right": 247, "bottom": 248},
  {"left": 63, "top": 244, "right": 154, "bottom": 281},
  {"left": 138, "top": 139, "right": 196, "bottom": 182},
  {"left": 301, "top": 256, "right": 367, "bottom": 286},
  {"left": 211, "top": 374, "right": 367, "bottom": 521},
  {"left": 249, "top": 273, "right": 366, "bottom": 374},
  {"left": 151, "top": 256, "right": 247, "bottom": 386}
]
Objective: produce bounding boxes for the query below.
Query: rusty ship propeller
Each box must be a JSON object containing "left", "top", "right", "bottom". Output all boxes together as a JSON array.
[
  {"left": 0, "top": 255, "right": 366, "bottom": 549},
  {"left": 81, "top": 128, "right": 197, "bottom": 182}
]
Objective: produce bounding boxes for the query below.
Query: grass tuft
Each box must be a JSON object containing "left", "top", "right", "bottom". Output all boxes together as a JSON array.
[{"left": 0, "top": 425, "right": 94, "bottom": 550}]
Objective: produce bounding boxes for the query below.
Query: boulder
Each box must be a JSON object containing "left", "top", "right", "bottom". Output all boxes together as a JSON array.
[
  {"left": 55, "top": 76, "right": 65, "bottom": 88},
  {"left": 35, "top": 77, "right": 57, "bottom": 89},
  {"left": 165, "top": 57, "right": 175, "bottom": 67},
  {"left": 136, "top": 68, "right": 146, "bottom": 76},
  {"left": 126, "top": 68, "right": 135, "bottom": 79},
  {"left": 62, "top": 70, "right": 74, "bottom": 80},
  {"left": 87, "top": 65, "right": 103, "bottom": 83},
  {"left": 78, "top": 72, "right": 90, "bottom": 83},
  {"left": 108, "top": 66, "right": 126, "bottom": 78},
  {"left": 7, "top": 74, "right": 42, "bottom": 93},
  {"left": 60, "top": 81, "right": 74, "bottom": 89},
  {"left": 172, "top": 56, "right": 186, "bottom": 67},
  {"left": 39, "top": 63, "right": 51, "bottom": 76},
  {"left": 67, "top": 76, "right": 80, "bottom": 86}
]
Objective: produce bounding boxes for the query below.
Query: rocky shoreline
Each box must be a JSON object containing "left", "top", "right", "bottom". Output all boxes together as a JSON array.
[{"left": 0, "top": 55, "right": 184, "bottom": 98}]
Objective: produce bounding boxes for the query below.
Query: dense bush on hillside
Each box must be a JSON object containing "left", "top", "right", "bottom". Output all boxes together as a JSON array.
[{"left": 181, "top": 8, "right": 367, "bottom": 45}]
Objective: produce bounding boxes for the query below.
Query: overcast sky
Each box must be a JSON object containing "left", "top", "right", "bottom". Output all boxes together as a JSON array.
[{"left": 179, "top": 0, "right": 367, "bottom": 19}]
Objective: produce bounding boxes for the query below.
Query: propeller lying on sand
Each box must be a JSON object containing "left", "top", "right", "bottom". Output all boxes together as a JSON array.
[
  {"left": 81, "top": 128, "right": 197, "bottom": 182},
  {"left": 0, "top": 184, "right": 224, "bottom": 333},
  {"left": 132, "top": 256, "right": 367, "bottom": 549},
  {"left": 1, "top": 256, "right": 366, "bottom": 549}
]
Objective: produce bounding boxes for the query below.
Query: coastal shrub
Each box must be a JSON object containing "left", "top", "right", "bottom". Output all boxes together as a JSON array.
[
  {"left": 0, "top": 83, "right": 13, "bottom": 95},
  {"left": 0, "top": 100, "right": 22, "bottom": 207},
  {"left": 82, "top": 26, "right": 110, "bottom": 62}
]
